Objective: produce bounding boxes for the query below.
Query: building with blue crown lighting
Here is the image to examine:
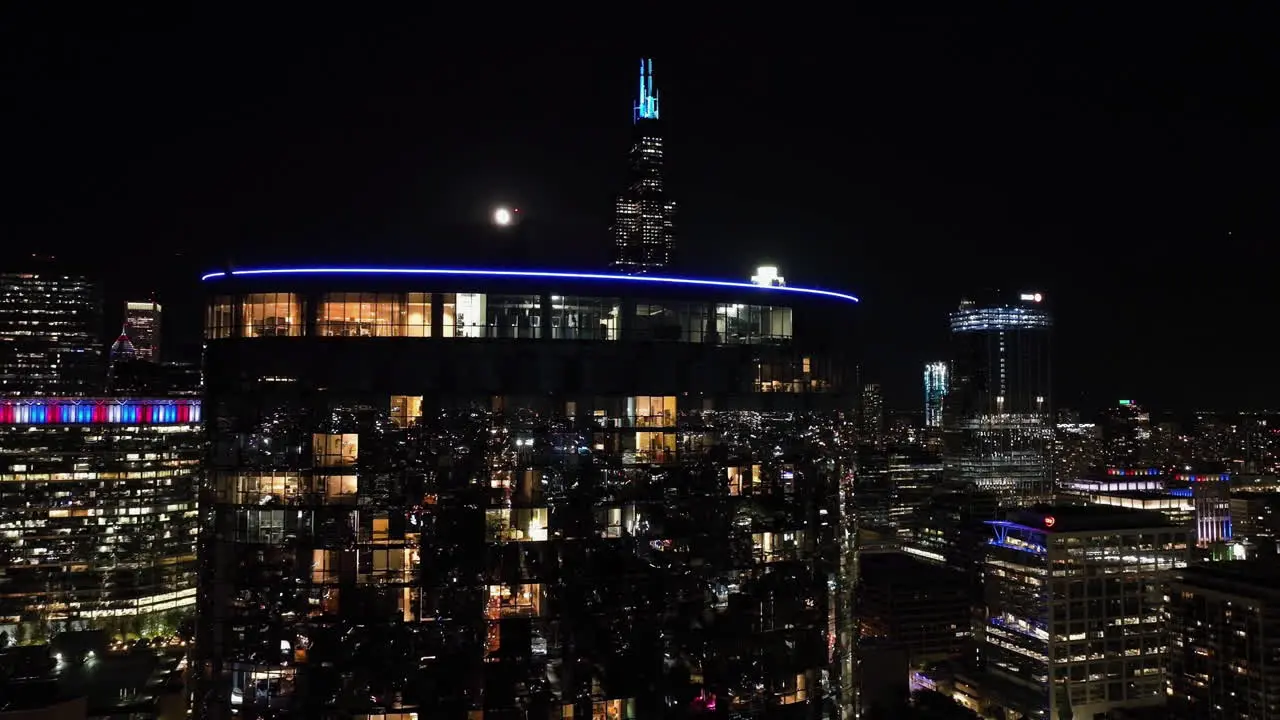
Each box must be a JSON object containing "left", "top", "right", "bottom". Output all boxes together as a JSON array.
[
  {"left": 0, "top": 397, "right": 201, "bottom": 641},
  {"left": 943, "top": 291, "right": 1052, "bottom": 503},
  {"left": 611, "top": 59, "right": 676, "bottom": 275},
  {"left": 195, "top": 266, "right": 860, "bottom": 719},
  {"left": 980, "top": 505, "right": 1188, "bottom": 719}
]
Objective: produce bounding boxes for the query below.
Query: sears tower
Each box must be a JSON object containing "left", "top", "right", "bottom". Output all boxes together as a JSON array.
[{"left": 610, "top": 59, "right": 675, "bottom": 274}]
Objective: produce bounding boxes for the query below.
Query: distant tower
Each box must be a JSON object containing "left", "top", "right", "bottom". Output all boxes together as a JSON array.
[
  {"left": 107, "top": 326, "right": 137, "bottom": 392},
  {"left": 125, "top": 300, "right": 162, "bottom": 362},
  {"left": 610, "top": 58, "right": 676, "bottom": 274},
  {"left": 923, "top": 361, "right": 949, "bottom": 428},
  {"left": 861, "top": 383, "right": 884, "bottom": 441},
  {"left": 0, "top": 265, "right": 101, "bottom": 396},
  {"left": 943, "top": 291, "right": 1052, "bottom": 503}
]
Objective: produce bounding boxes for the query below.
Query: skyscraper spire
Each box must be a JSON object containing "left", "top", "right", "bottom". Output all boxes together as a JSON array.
[
  {"left": 612, "top": 58, "right": 674, "bottom": 274},
  {"left": 634, "top": 58, "right": 659, "bottom": 123}
]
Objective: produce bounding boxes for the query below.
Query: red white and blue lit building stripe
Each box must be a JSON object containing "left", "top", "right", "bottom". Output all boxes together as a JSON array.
[{"left": 0, "top": 398, "right": 201, "bottom": 425}]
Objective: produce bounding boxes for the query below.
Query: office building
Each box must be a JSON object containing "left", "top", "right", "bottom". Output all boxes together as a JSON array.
[
  {"left": 1051, "top": 421, "right": 1101, "bottom": 484},
  {"left": 980, "top": 506, "right": 1188, "bottom": 719},
  {"left": 858, "top": 553, "right": 969, "bottom": 664},
  {"left": 944, "top": 291, "right": 1052, "bottom": 503},
  {"left": 196, "top": 266, "right": 860, "bottom": 719},
  {"left": 860, "top": 383, "right": 884, "bottom": 442},
  {"left": 1230, "top": 491, "right": 1280, "bottom": 556},
  {"left": 0, "top": 269, "right": 101, "bottom": 397},
  {"left": 0, "top": 397, "right": 202, "bottom": 641},
  {"left": 124, "top": 300, "right": 162, "bottom": 362},
  {"left": 1101, "top": 399, "right": 1152, "bottom": 469},
  {"left": 923, "top": 361, "right": 948, "bottom": 428},
  {"left": 1167, "top": 561, "right": 1280, "bottom": 719},
  {"left": 610, "top": 59, "right": 676, "bottom": 274}
]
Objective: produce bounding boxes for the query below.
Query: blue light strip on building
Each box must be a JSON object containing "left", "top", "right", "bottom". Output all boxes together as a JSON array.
[{"left": 200, "top": 267, "right": 862, "bottom": 303}]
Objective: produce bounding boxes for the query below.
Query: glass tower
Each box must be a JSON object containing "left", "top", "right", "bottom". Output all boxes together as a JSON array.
[
  {"left": 125, "top": 300, "right": 163, "bottom": 362},
  {"left": 0, "top": 270, "right": 101, "bottom": 396},
  {"left": 196, "top": 268, "right": 861, "bottom": 719},
  {"left": 982, "top": 506, "right": 1187, "bottom": 718},
  {"left": 923, "top": 361, "right": 949, "bottom": 428},
  {"left": 943, "top": 292, "right": 1051, "bottom": 503},
  {"left": 610, "top": 59, "right": 676, "bottom": 275},
  {"left": 0, "top": 397, "right": 201, "bottom": 639}
]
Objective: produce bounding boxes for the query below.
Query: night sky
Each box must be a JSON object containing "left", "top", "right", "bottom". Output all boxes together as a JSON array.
[{"left": 4, "top": 9, "right": 1276, "bottom": 413}]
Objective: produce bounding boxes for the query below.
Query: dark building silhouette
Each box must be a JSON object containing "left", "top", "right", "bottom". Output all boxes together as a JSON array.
[{"left": 195, "top": 266, "right": 860, "bottom": 719}]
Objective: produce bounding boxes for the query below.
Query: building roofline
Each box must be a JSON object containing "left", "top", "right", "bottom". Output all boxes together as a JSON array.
[{"left": 199, "top": 267, "right": 861, "bottom": 304}]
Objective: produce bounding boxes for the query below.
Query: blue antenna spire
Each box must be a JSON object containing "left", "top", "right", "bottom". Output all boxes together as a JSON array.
[{"left": 634, "top": 58, "right": 659, "bottom": 123}]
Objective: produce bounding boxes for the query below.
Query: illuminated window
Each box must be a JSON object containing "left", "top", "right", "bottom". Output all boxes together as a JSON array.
[
  {"left": 597, "top": 505, "right": 638, "bottom": 538},
  {"left": 632, "top": 431, "right": 676, "bottom": 464},
  {"left": 629, "top": 396, "right": 675, "bottom": 427},
  {"left": 312, "top": 549, "right": 340, "bottom": 583},
  {"left": 319, "top": 475, "right": 358, "bottom": 502},
  {"left": 242, "top": 293, "right": 302, "bottom": 337},
  {"left": 205, "top": 296, "right": 234, "bottom": 339},
  {"left": 592, "top": 699, "right": 636, "bottom": 719},
  {"left": 216, "top": 472, "right": 302, "bottom": 504},
  {"left": 550, "top": 297, "right": 620, "bottom": 340},
  {"left": 485, "top": 583, "right": 544, "bottom": 619},
  {"left": 727, "top": 465, "right": 761, "bottom": 496},
  {"left": 404, "top": 293, "right": 431, "bottom": 337},
  {"left": 486, "top": 508, "right": 549, "bottom": 542},
  {"left": 714, "top": 304, "right": 793, "bottom": 344},
  {"left": 230, "top": 665, "right": 296, "bottom": 707},
  {"left": 389, "top": 396, "right": 423, "bottom": 427},
  {"left": 316, "top": 292, "right": 431, "bottom": 337},
  {"left": 313, "top": 434, "right": 358, "bottom": 467},
  {"left": 442, "top": 293, "right": 486, "bottom": 337},
  {"left": 752, "top": 531, "right": 808, "bottom": 563}
]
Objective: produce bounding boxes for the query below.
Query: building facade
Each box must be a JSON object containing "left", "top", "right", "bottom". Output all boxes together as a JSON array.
[
  {"left": 923, "top": 361, "right": 948, "bottom": 429},
  {"left": 196, "top": 267, "right": 860, "bottom": 719},
  {"left": 0, "top": 270, "right": 101, "bottom": 397},
  {"left": 124, "top": 300, "right": 162, "bottom": 362},
  {"left": 0, "top": 397, "right": 201, "bottom": 641},
  {"left": 859, "top": 384, "right": 883, "bottom": 443},
  {"left": 980, "top": 506, "right": 1188, "bottom": 719},
  {"left": 1167, "top": 561, "right": 1280, "bottom": 719},
  {"left": 610, "top": 59, "right": 676, "bottom": 274},
  {"left": 944, "top": 292, "right": 1052, "bottom": 503}
]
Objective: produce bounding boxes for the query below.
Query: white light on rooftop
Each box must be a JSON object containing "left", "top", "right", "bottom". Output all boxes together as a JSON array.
[{"left": 751, "top": 266, "right": 785, "bottom": 287}]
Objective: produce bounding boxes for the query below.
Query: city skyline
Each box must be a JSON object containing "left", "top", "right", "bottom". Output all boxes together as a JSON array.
[{"left": 5, "top": 11, "right": 1276, "bottom": 412}]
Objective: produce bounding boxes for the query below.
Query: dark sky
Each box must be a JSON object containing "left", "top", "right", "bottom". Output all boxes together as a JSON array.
[{"left": 4, "top": 9, "right": 1276, "bottom": 413}]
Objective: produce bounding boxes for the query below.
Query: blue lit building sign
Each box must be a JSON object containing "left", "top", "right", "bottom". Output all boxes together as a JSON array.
[{"left": 200, "top": 267, "right": 861, "bottom": 303}]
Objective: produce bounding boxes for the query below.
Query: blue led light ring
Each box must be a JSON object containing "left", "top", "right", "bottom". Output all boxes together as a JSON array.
[{"left": 200, "top": 267, "right": 860, "bottom": 304}]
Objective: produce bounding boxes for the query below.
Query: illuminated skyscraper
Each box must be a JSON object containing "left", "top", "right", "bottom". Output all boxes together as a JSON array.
[
  {"left": 923, "top": 361, "right": 949, "bottom": 428},
  {"left": 0, "top": 397, "right": 202, "bottom": 636},
  {"left": 125, "top": 300, "right": 162, "bottom": 361},
  {"left": 196, "top": 266, "right": 861, "bottom": 719},
  {"left": 610, "top": 59, "right": 675, "bottom": 274},
  {"left": 0, "top": 268, "right": 101, "bottom": 396},
  {"left": 943, "top": 292, "right": 1052, "bottom": 503},
  {"left": 861, "top": 383, "right": 884, "bottom": 440}
]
